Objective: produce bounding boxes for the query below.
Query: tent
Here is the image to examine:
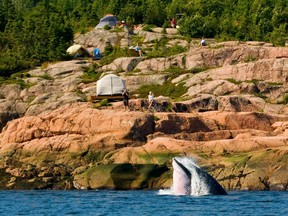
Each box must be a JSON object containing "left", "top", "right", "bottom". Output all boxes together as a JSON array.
[
  {"left": 95, "top": 14, "right": 118, "bottom": 29},
  {"left": 96, "top": 74, "right": 126, "bottom": 96},
  {"left": 67, "top": 44, "right": 90, "bottom": 57},
  {"left": 93, "top": 48, "right": 102, "bottom": 60}
]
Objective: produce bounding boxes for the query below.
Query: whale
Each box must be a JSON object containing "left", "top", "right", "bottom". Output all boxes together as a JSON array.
[{"left": 172, "top": 157, "right": 227, "bottom": 196}]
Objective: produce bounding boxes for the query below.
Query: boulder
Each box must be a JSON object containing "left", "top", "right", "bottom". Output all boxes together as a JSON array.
[{"left": 101, "top": 57, "right": 141, "bottom": 72}]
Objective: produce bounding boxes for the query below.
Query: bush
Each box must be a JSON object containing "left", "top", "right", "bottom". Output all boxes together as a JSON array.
[
  {"left": 81, "top": 64, "right": 102, "bottom": 83},
  {"left": 103, "top": 25, "right": 111, "bottom": 30},
  {"left": 282, "top": 94, "right": 288, "bottom": 104},
  {"left": 135, "top": 82, "right": 187, "bottom": 100},
  {"left": 93, "top": 99, "right": 112, "bottom": 109},
  {"left": 142, "top": 24, "right": 155, "bottom": 32}
]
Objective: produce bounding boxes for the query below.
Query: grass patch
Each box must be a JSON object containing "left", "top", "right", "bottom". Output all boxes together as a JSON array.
[
  {"left": 98, "top": 47, "right": 136, "bottom": 66},
  {"left": 223, "top": 153, "right": 250, "bottom": 168},
  {"left": 0, "top": 73, "right": 34, "bottom": 89},
  {"left": 246, "top": 79, "right": 263, "bottom": 84},
  {"left": 93, "top": 99, "right": 112, "bottom": 109},
  {"left": 146, "top": 44, "right": 187, "bottom": 58},
  {"left": 190, "top": 66, "right": 210, "bottom": 74},
  {"left": 134, "top": 82, "right": 187, "bottom": 100},
  {"left": 244, "top": 55, "right": 257, "bottom": 63},
  {"left": 277, "top": 93, "right": 288, "bottom": 104},
  {"left": 223, "top": 153, "right": 249, "bottom": 163},
  {"left": 81, "top": 64, "right": 102, "bottom": 83},
  {"left": 196, "top": 152, "right": 209, "bottom": 159},
  {"left": 267, "top": 82, "right": 283, "bottom": 86},
  {"left": 145, "top": 36, "right": 187, "bottom": 59},
  {"left": 283, "top": 94, "right": 288, "bottom": 104},
  {"left": 142, "top": 24, "right": 156, "bottom": 32},
  {"left": 226, "top": 78, "right": 242, "bottom": 85},
  {"left": 164, "top": 66, "right": 190, "bottom": 79},
  {"left": 132, "top": 35, "right": 145, "bottom": 46},
  {"left": 253, "top": 92, "right": 268, "bottom": 100},
  {"left": 84, "top": 151, "right": 108, "bottom": 163},
  {"left": 38, "top": 73, "right": 53, "bottom": 80}
]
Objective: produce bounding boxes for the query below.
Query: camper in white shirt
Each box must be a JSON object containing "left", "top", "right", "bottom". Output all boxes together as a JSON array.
[{"left": 148, "top": 91, "right": 154, "bottom": 109}]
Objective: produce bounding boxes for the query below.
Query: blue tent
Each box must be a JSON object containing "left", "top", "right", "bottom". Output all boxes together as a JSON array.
[{"left": 93, "top": 48, "right": 101, "bottom": 60}]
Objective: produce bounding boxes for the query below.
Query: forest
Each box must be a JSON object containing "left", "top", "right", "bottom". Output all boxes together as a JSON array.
[{"left": 0, "top": 0, "right": 288, "bottom": 76}]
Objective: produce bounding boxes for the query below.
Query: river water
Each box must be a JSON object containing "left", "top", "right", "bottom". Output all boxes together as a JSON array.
[{"left": 0, "top": 190, "right": 287, "bottom": 215}]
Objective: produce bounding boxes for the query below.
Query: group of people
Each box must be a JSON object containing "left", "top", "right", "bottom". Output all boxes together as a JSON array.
[{"left": 122, "top": 89, "right": 154, "bottom": 111}]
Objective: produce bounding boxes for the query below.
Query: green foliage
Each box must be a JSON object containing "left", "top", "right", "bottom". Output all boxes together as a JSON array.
[
  {"left": 99, "top": 46, "right": 137, "bottom": 66},
  {"left": 280, "top": 94, "right": 288, "bottom": 104},
  {"left": 164, "top": 66, "right": 190, "bottom": 80},
  {"left": 142, "top": 24, "right": 155, "bottom": 32},
  {"left": 38, "top": 73, "right": 53, "bottom": 80},
  {"left": 226, "top": 78, "right": 242, "bottom": 85},
  {"left": 190, "top": 66, "right": 210, "bottom": 74},
  {"left": 246, "top": 79, "right": 263, "bottom": 84},
  {"left": 93, "top": 99, "right": 111, "bottom": 109},
  {"left": 146, "top": 37, "right": 188, "bottom": 58},
  {"left": 132, "top": 35, "right": 145, "bottom": 45},
  {"left": 243, "top": 55, "right": 257, "bottom": 63},
  {"left": 0, "top": 1, "right": 73, "bottom": 76},
  {"left": 135, "top": 82, "right": 187, "bottom": 100},
  {"left": 1, "top": 0, "right": 288, "bottom": 78},
  {"left": 0, "top": 74, "right": 33, "bottom": 89},
  {"left": 103, "top": 24, "right": 111, "bottom": 30},
  {"left": 81, "top": 64, "right": 102, "bottom": 84},
  {"left": 84, "top": 151, "right": 107, "bottom": 163}
]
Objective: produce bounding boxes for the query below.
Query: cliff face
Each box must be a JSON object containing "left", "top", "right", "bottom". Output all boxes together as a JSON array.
[
  {"left": 1, "top": 103, "right": 288, "bottom": 190},
  {"left": 1, "top": 29, "right": 288, "bottom": 190}
]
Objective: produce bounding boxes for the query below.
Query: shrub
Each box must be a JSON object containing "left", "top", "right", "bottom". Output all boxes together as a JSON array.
[
  {"left": 135, "top": 82, "right": 187, "bottom": 100},
  {"left": 93, "top": 99, "right": 111, "bottom": 109},
  {"left": 244, "top": 55, "right": 257, "bottom": 63},
  {"left": 103, "top": 25, "right": 111, "bottom": 30},
  {"left": 164, "top": 66, "right": 189, "bottom": 79},
  {"left": 142, "top": 24, "right": 155, "bottom": 32},
  {"left": 81, "top": 64, "right": 102, "bottom": 83},
  {"left": 281, "top": 94, "right": 288, "bottom": 104},
  {"left": 146, "top": 43, "right": 187, "bottom": 58},
  {"left": 190, "top": 66, "right": 210, "bottom": 74},
  {"left": 227, "top": 78, "right": 242, "bottom": 85}
]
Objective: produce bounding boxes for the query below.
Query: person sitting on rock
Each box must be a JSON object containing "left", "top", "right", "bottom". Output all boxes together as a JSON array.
[
  {"left": 135, "top": 45, "right": 142, "bottom": 57},
  {"left": 200, "top": 37, "right": 207, "bottom": 47}
]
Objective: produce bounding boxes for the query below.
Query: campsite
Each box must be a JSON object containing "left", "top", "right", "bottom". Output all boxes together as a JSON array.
[{"left": 90, "top": 74, "right": 126, "bottom": 102}]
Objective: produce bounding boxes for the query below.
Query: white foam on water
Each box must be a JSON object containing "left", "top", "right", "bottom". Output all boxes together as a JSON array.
[{"left": 158, "top": 189, "right": 173, "bottom": 195}]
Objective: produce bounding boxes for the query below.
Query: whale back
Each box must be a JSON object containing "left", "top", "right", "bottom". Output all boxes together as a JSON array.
[{"left": 172, "top": 157, "right": 227, "bottom": 196}]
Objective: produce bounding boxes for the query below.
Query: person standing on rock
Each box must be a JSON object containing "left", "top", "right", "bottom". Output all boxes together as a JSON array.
[
  {"left": 148, "top": 91, "right": 154, "bottom": 110},
  {"left": 171, "top": 17, "right": 176, "bottom": 28},
  {"left": 122, "top": 89, "right": 130, "bottom": 111}
]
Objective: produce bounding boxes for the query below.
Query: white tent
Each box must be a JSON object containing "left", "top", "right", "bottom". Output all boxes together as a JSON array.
[
  {"left": 67, "top": 44, "right": 90, "bottom": 57},
  {"left": 96, "top": 74, "right": 126, "bottom": 96}
]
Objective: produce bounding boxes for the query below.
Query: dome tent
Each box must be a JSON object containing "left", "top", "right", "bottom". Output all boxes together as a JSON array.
[
  {"left": 95, "top": 14, "right": 118, "bottom": 29},
  {"left": 96, "top": 74, "right": 126, "bottom": 96},
  {"left": 66, "top": 44, "right": 90, "bottom": 57}
]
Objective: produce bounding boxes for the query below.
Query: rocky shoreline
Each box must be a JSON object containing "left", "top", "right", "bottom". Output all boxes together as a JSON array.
[{"left": 0, "top": 28, "right": 288, "bottom": 190}]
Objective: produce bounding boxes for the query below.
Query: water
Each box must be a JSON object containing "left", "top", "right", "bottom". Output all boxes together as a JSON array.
[{"left": 0, "top": 190, "right": 287, "bottom": 216}]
